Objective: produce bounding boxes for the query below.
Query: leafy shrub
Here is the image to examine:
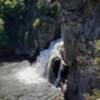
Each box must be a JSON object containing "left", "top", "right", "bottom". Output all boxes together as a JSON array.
[
  {"left": 33, "top": 18, "right": 41, "bottom": 29},
  {"left": 0, "top": 18, "right": 4, "bottom": 31}
]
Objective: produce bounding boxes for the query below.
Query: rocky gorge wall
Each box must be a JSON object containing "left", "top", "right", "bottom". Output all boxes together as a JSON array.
[
  {"left": 0, "top": 0, "right": 61, "bottom": 62},
  {"left": 58, "top": 0, "right": 100, "bottom": 100},
  {"left": 0, "top": 0, "right": 100, "bottom": 99}
]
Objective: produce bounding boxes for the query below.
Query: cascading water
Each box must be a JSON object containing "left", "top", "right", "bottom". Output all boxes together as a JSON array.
[
  {"left": 45, "top": 40, "right": 65, "bottom": 87},
  {"left": 15, "top": 35, "right": 64, "bottom": 86},
  {"left": 53, "top": 66, "right": 62, "bottom": 87}
]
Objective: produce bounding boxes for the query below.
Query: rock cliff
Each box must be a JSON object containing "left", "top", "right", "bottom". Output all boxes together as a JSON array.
[{"left": 58, "top": 0, "right": 100, "bottom": 100}]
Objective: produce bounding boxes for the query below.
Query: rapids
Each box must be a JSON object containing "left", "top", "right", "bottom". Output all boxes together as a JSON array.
[{"left": 15, "top": 35, "right": 64, "bottom": 85}]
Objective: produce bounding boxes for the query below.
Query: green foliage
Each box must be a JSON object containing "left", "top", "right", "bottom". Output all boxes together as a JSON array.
[
  {"left": 48, "top": 1, "right": 58, "bottom": 17},
  {"left": 0, "top": 18, "right": 4, "bottom": 31},
  {"left": 0, "top": 31, "right": 8, "bottom": 47},
  {"left": 37, "top": 0, "right": 45, "bottom": 9},
  {"left": 91, "top": 40, "right": 100, "bottom": 65},
  {"left": 4, "top": 0, "right": 17, "bottom": 8},
  {"left": 0, "top": 18, "right": 8, "bottom": 47},
  {"left": 94, "top": 40, "right": 100, "bottom": 53},
  {"left": 33, "top": 18, "right": 41, "bottom": 29},
  {"left": 84, "top": 89, "right": 100, "bottom": 100},
  {"left": 0, "top": 0, "right": 59, "bottom": 49},
  {"left": 0, "top": 0, "right": 24, "bottom": 48}
]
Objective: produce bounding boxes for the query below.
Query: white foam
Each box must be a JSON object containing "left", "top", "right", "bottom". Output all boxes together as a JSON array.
[
  {"left": 14, "top": 35, "right": 63, "bottom": 85},
  {"left": 15, "top": 67, "right": 47, "bottom": 84}
]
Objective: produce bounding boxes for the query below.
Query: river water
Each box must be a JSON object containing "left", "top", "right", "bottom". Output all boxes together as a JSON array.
[{"left": 15, "top": 35, "right": 64, "bottom": 86}]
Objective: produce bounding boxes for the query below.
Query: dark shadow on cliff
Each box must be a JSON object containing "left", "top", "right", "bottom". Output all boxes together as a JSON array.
[
  {"left": 0, "top": 52, "right": 40, "bottom": 66},
  {"left": 0, "top": 49, "right": 39, "bottom": 65},
  {"left": 0, "top": 33, "right": 62, "bottom": 66}
]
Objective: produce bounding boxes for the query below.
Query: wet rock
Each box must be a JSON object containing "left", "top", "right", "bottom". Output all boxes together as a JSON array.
[
  {"left": 59, "top": 1, "right": 100, "bottom": 100},
  {"left": 49, "top": 57, "right": 61, "bottom": 84}
]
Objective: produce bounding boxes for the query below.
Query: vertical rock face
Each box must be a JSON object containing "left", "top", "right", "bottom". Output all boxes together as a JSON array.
[
  {"left": 59, "top": 0, "right": 100, "bottom": 100},
  {"left": 63, "top": 21, "right": 83, "bottom": 65},
  {"left": 61, "top": 0, "right": 100, "bottom": 63}
]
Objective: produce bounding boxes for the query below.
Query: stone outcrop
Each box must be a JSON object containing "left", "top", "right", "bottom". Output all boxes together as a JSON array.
[{"left": 58, "top": 0, "right": 100, "bottom": 100}]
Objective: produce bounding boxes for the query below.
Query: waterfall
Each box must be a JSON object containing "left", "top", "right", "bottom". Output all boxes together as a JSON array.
[
  {"left": 53, "top": 65, "right": 62, "bottom": 87},
  {"left": 15, "top": 35, "right": 64, "bottom": 85},
  {"left": 45, "top": 39, "right": 65, "bottom": 87}
]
